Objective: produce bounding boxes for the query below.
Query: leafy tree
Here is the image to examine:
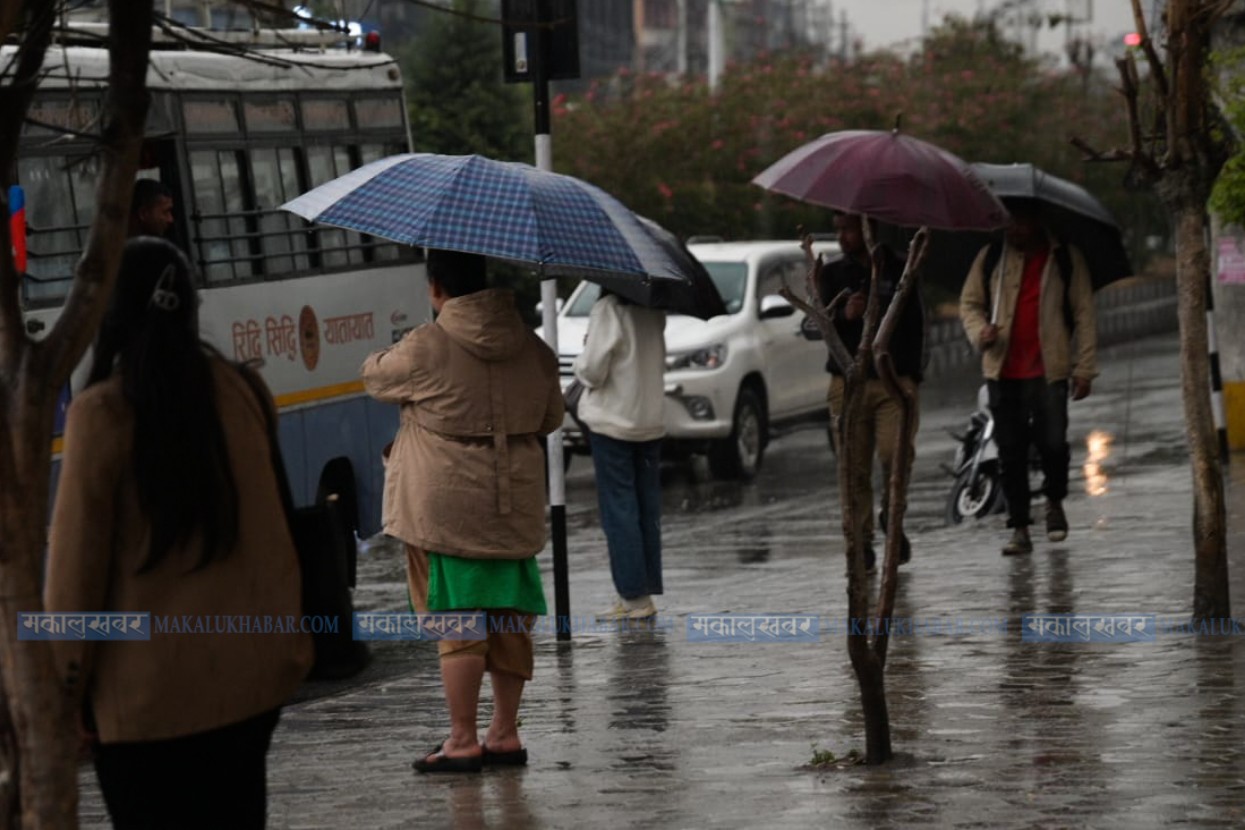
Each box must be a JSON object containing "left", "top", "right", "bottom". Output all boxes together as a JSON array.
[
  {"left": 1076, "top": 0, "right": 1236, "bottom": 620},
  {"left": 552, "top": 14, "right": 1160, "bottom": 302},
  {"left": 1210, "top": 46, "right": 1245, "bottom": 228},
  {"left": 401, "top": 0, "right": 531, "bottom": 161}
]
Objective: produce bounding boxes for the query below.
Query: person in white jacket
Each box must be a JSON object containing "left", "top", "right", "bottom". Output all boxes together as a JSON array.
[{"left": 573, "top": 290, "right": 667, "bottom": 620}]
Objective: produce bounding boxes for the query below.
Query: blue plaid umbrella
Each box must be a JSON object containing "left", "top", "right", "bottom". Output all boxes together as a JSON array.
[{"left": 282, "top": 153, "right": 725, "bottom": 318}]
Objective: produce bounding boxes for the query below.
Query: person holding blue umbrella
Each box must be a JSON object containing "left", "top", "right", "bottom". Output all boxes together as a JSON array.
[{"left": 362, "top": 249, "right": 564, "bottom": 772}]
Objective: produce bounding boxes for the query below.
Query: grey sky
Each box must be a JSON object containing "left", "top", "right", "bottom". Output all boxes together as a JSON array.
[{"left": 833, "top": 0, "right": 1140, "bottom": 56}]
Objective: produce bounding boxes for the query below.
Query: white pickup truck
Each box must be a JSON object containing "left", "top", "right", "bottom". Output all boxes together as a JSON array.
[{"left": 545, "top": 239, "right": 840, "bottom": 479}]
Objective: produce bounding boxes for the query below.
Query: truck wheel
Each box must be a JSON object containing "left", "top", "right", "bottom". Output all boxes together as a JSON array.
[{"left": 708, "top": 387, "right": 765, "bottom": 481}]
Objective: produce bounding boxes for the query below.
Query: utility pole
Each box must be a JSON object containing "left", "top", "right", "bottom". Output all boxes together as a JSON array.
[
  {"left": 677, "top": 0, "right": 688, "bottom": 75},
  {"left": 839, "top": 9, "right": 848, "bottom": 60},
  {"left": 504, "top": 0, "right": 576, "bottom": 640},
  {"left": 708, "top": 0, "right": 724, "bottom": 91}
]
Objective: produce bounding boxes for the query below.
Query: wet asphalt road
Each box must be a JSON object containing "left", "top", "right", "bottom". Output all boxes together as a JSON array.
[{"left": 77, "top": 332, "right": 1245, "bottom": 829}]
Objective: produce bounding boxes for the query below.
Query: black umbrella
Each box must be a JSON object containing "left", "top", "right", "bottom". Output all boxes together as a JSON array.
[
  {"left": 592, "top": 216, "right": 727, "bottom": 319},
  {"left": 970, "top": 162, "right": 1133, "bottom": 290}
]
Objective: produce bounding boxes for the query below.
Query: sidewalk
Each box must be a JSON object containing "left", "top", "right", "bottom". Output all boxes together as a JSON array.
[{"left": 78, "top": 333, "right": 1245, "bottom": 829}]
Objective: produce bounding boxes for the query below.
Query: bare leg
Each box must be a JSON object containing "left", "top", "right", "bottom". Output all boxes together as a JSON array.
[
  {"left": 483, "top": 671, "right": 526, "bottom": 753},
  {"left": 424, "top": 654, "right": 486, "bottom": 761}
]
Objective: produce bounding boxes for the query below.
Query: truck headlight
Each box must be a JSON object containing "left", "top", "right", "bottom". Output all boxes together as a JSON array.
[{"left": 665, "top": 344, "right": 727, "bottom": 371}]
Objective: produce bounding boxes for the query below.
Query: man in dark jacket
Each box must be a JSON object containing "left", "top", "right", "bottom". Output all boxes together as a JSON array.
[{"left": 805, "top": 213, "right": 925, "bottom": 571}]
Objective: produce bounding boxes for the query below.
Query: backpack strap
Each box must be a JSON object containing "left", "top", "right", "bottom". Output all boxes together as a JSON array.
[
  {"left": 980, "top": 240, "right": 1002, "bottom": 320},
  {"left": 1053, "top": 241, "right": 1076, "bottom": 333},
  {"left": 983, "top": 238, "right": 1078, "bottom": 333}
]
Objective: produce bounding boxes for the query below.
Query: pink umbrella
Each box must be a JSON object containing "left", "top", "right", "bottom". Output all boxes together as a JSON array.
[{"left": 752, "top": 129, "right": 1009, "bottom": 231}]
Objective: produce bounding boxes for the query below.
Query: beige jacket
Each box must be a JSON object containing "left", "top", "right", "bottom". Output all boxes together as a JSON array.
[
  {"left": 45, "top": 360, "right": 313, "bottom": 743},
  {"left": 361, "top": 289, "right": 563, "bottom": 559},
  {"left": 573, "top": 294, "right": 667, "bottom": 442},
  {"left": 959, "top": 237, "right": 1098, "bottom": 382}
]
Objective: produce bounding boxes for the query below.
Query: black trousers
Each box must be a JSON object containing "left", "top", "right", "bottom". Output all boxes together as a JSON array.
[
  {"left": 93, "top": 707, "right": 281, "bottom": 830},
  {"left": 987, "top": 378, "right": 1070, "bottom": 528}
]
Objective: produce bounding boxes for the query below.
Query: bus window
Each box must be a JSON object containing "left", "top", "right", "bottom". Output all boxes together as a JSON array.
[
  {"left": 24, "top": 98, "right": 99, "bottom": 137},
  {"left": 358, "top": 143, "right": 404, "bottom": 262},
  {"left": 353, "top": 97, "right": 404, "bottom": 129},
  {"left": 302, "top": 99, "right": 349, "bottom": 131},
  {"left": 305, "top": 145, "right": 364, "bottom": 268},
  {"left": 18, "top": 155, "right": 94, "bottom": 303},
  {"left": 250, "top": 146, "right": 310, "bottom": 278},
  {"left": 183, "top": 99, "right": 241, "bottom": 134},
  {"left": 244, "top": 98, "right": 297, "bottom": 133},
  {"left": 190, "top": 149, "right": 254, "bottom": 283}
]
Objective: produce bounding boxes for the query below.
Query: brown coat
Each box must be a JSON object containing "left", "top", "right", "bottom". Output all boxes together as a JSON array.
[
  {"left": 959, "top": 236, "right": 1098, "bottom": 382},
  {"left": 361, "top": 289, "right": 563, "bottom": 559},
  {"left": 44, "top": 359, "right": 313, "bottom": 743}
]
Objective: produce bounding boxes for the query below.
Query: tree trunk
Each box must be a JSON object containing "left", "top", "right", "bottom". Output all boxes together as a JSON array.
[
  {"left": 871, "top": 230, "right": 928, "bottom": 667},
  {"left": 0, "top": 375, "right": 79, "bottom": 829},
  {"left": 837, "top": 371, "right": 893, "bottom": 765},
  {"left": 1172, "top": 205, "right": 1231, "bottom": 620},
  {"left": 0, "top": 2, "right": 154, "bottom": 825},
  {"left": 781, "top": 235, "right": 897, "bottom": 764}
]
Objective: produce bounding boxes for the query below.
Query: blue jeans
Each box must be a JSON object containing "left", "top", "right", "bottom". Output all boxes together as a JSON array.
[{"left": 588, "top": 432, "right": 663, "bottom": 600}]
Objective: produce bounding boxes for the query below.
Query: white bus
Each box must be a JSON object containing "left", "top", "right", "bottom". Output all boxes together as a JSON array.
[{"left": 14, "top": 29, "right": 429, "bottom": 538}]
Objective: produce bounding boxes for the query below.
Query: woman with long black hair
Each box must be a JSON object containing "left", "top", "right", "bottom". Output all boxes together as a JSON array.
[{"left": 45, "top": 237, "right": 312, "bottom": 829}]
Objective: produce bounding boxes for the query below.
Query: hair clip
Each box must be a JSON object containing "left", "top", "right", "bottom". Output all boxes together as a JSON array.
[{"left": 148, "top": 263, "right": 181, "bottom": 312}]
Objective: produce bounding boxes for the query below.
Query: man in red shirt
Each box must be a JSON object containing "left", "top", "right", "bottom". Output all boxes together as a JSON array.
[{"left": 959, "top": 200, "right": 1098, "bottom": 555}]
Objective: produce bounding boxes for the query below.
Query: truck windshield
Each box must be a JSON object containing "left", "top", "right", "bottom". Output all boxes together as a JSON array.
[{"left": 700, "top": 261, "right": 747, "bottom": 314}]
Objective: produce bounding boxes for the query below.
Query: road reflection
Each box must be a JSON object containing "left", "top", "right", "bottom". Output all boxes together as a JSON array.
[{"left": 1083, "top": 430, "right": 1113, "bottom": 497}]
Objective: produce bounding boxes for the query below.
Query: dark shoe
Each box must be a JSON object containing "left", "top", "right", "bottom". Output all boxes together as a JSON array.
[
  {"left": 898, "top": 532, "right": 912, "bottom": 565},
  {"left": 1001, "top": 527, "right": 1033, "bottom": 557},
  {"left": 482, "top": 743, "right": 528, "bottom": 767},
  {"left": 1046, "top": 501, "right": 1068, "bottom": 542},
  {"left": 412, "top": 743, "right": 483, "bottom": 774}
]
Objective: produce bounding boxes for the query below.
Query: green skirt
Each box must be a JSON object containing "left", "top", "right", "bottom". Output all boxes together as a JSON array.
[{"left": 424, "top": 553, "right": 547, "bottom": 616}]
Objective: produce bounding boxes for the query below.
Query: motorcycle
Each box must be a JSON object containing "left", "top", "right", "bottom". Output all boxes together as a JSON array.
[{"left": 942, "top": 386, "right": 1045, "bottom": 525}]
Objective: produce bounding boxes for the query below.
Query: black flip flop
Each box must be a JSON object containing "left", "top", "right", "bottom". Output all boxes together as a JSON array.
[
  {"left": 412, "top": 743, "right": 483, "bottom": 774},
  {"left": 481, "top": 743, "right": 528, "bottom": 767}
]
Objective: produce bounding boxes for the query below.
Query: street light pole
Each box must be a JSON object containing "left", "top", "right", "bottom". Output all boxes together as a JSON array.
[
  {"left": 708, "top": 0, "right": 723, "bottom": 92},
  {"left": 529, "top": 7, "right": 572, "bottom": 642}
]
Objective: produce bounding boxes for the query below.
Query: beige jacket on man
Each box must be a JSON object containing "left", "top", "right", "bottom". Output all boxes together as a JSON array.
[
  {"left": 45, "top": 360, "right": 313, "bottom": 743},
  {"left": 362, "top": 288, "right": 564, "bottom": 560},
  {"left": 959, "top": 236, "right": 1098, "bottom": 382}
]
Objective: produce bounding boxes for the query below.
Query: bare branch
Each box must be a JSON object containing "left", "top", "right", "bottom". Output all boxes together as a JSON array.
[
  {"left": 0, "top": 0, "right": 56, "bottom": 377},
  {"left": 870, "top": 228, "right": 931, "bottom": 664},
  {"left": 1121, "top": 54, "right": 1151, "bottom": 162},
  {"left": 856, "top": 237, "right": 884, "bottom": 380},
  {"left": 41, "top": 0, "right": 154, "bottom": 384},
  {"left": 779, "top": 236, "right": 853, "bottom": 373},
  {"left": 1129, "top": 0, "right": 1170, "bottom": 100},
  {"left": 1068, "top": 136, "right": 1135, "bottom": 163}
]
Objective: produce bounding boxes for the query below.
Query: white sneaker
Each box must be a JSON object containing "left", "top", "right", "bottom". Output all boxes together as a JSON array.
[
  {"left": 595, "top": 597, "right": 657, "bottom": 622},
  {"left": 624, "top": 596, "right": 657, "bottom": 620},
  {"left": 595, "top": 600, "right": 630, "bottom": 622}
]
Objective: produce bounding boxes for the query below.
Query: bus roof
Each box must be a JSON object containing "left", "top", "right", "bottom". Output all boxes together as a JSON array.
[{"left": 6, "top": 44, "right": 401, "bottom": 94}]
